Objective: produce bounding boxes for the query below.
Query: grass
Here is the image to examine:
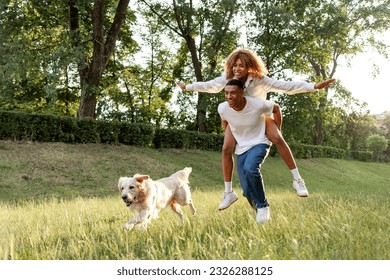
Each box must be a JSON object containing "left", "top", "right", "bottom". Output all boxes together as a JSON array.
[{"left": 0, "top": 140, "right": 389, "bottom": 260}]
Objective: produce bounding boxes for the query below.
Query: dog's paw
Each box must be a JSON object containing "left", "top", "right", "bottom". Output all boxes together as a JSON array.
[{"left": 123, "top": 222, "right": 135, "bottom": 230}]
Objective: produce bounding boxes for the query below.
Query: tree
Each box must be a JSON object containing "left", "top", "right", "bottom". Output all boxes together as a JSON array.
[
  {"left": 0, "top": 0, "right": 137, "bottom": 118},
  {"left": 0, "top": 0, "right": 77, "bottom": 114},
  {"left": 68, "top": 0, "right": 133, "bottom": 118},
  {"left": 381, "top": 114, "right": 390, "bottom": 157},
  {"left": 245, "top": 0, "right": 390, "bottom": 144},
  {"left": 367, "top": 134, "right": 388, "bottom": 161},
  {"left": 139, "top": 0, "right": 240, "bottom": 132}
]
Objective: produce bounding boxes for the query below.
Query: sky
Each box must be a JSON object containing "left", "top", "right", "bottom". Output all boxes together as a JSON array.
[{"left": 332, "top": 31, "right": 390, "bottom": 114}]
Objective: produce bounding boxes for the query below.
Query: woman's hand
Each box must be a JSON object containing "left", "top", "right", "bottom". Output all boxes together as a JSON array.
[
  {"left": 176, "top": 81, "right": 186, "bottom": 90},
  {"left": 314, "top": 78, "right": 336, "bottom": 89}
]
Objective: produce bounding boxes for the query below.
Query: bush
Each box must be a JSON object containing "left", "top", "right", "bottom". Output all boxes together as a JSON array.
[
  {"left": 0, "top": 111, "right": 63, "bottom": 141},
  {"left": 96, "top": 120, "right": 121, "bottom": 144},
  {"left": 0, "top": 111, "right": 154, "bottom": 147},
  {"left": 1, "top": 111, "right": 367, "bottom": 160},
  {"left": 118, "top": 122, "right": 154, "bottom": 147},
  {"left": 347, "top": 150, "right": 373, "bottom": 162},
  {"left": 277, "top": 142, "right": 346, "bottom": 159},
  {"left": 153, "top": 128, "right": 223, "bottom": 151}
]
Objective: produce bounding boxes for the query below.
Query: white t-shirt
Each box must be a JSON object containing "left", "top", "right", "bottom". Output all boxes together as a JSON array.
[{"left": 218, "top": 96, "right": 275, "bottom": 155}]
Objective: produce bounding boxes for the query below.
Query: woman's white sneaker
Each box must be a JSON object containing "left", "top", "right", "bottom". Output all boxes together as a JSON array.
[{"left": 293, "top": 179, "right": 309, "bottom": 197}]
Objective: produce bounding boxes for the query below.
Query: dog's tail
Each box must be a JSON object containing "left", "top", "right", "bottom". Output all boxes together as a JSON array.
[{"left": 174, "top": 167, "right": 192, "bottom": 183}]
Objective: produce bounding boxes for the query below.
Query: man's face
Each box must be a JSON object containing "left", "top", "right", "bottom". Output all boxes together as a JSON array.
[{"left": 224, "top": 85, "right": 244, "bottom": 108}]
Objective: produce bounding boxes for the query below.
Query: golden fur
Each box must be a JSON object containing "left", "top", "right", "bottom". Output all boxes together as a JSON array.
[{"left": 118, "top": 167, "right": 196, "bottom": 230}]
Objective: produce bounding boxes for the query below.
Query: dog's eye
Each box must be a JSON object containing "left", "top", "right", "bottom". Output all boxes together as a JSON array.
[
  {"left": 129, "top": 186, "right": 135, "bottom": 189},
  {"left": 121, "top": 187, "right": 124, "bottom": 191}
]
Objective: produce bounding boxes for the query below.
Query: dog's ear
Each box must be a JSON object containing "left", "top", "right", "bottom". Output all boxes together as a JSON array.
[
  {"left": 135, "top": 175, "right": 149, "bottom": 183},
  {"left": 137, "top": 189, "right": 146, "bottom": 202},
  {"left": 118, "top": 177, "right": 125, "bottom": 190}
]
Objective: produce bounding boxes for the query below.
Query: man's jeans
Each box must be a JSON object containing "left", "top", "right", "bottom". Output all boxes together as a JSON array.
[{"left": 236, "top": 144, "right": 270, "bottom": 209}]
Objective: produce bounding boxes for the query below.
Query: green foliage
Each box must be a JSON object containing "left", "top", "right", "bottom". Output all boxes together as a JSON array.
[
  {"left": 1, "top": 0, "right": 389, "bottom": 146},
  {"left": 153, "top": 128, "right": 224, "bottom": 151},
  {"left": 245, "top": 0, "right": 390, "bottom": 146},
  {"left": 138, "top": 0, "right": 240, "bottom": 132},
  {"left": 282, "top": 142, "right": 346, "bottom": 159},
  {"left": 346, "top": 150, "right": 374, "bottom": 162},
  {"left": 1, "top": 110, "right": 378, "bottom": 161},
  {"left": 381, "top": 114, "right": 390, "bottom": 157},
  {"left": 367, "top": 134, "right": 388, "bottom": 161},
  {"left": 0, "top": 0, "right": 79, "bottom": 114},
  {"left": 0, "top": 111, "right": 153, "bottom": 146}
]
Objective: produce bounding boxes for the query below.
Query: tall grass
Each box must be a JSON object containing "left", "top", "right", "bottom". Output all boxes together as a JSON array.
[{"left": 0, "top": 140, "right": 389, "bottom": 260}]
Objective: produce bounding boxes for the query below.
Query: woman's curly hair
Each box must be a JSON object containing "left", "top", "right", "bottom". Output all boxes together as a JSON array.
[{"left": 225, "top": 49, "right": 268, "bottom": 79}]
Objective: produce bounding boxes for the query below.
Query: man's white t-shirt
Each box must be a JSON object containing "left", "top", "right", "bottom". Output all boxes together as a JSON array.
[{"left": 218, "top": 96, "right": 275, "bottom": 155}]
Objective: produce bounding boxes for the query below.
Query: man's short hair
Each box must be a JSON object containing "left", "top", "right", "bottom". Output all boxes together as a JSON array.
[{"left": 226, "top": 79, "right": 244, "bottom": 89}]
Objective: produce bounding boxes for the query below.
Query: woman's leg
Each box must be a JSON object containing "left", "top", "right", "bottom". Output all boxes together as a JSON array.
[
  {"left": 218, "top": 125, "right": 239, "bottom": 210},
  {"left": 265, "top": 116, "right": 296, "bottom": 169},
  {"left": 265, "top": 116, "right": 308, "bottom": 197}
]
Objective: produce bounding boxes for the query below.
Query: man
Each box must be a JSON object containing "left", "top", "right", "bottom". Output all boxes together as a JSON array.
[{"left": 218, "top": 79, "right": 282, "bottom": 223}]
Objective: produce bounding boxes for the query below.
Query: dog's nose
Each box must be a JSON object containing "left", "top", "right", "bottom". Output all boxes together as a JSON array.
[{"left": 121, "top": 194, "right": 127, "bottom": 200}]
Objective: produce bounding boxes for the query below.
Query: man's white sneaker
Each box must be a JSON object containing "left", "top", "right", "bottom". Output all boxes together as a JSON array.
[
  {"left": 218, "top": 191, "right": 238, "bottom": 211},
  {"left": 256, "top": 207, "right": 270, "bottom": 224},
  {"left": 293, "top": 178, "right": 309, "bottom": 197}
]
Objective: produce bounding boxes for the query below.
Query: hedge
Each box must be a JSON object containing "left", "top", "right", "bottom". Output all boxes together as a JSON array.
[
  {"left": 288, "top": 142, "right": 346, "bottom": 159},
  {"left": 346, "top": 150, "right": 374, "bottom": 162},
  {"left": 0, "top": 111, "right": 153, "bottom": 146},
  {"left": 0, "top": 111, "right": 371, "bottom": 161},
  {"left": 153, "top": 128, "right": 224, "bottom": 151}
]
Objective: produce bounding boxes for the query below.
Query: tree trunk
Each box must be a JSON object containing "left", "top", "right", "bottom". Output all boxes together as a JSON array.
[
  {"left": 185, "top": 36, "right": 207, "bottom": 132},
  {"left": 78, "top": 91, "right": 98, "bottom": 118},
  {"left": 310, "top": 59, "right": 333, "bottom": 145},
  {"left": 69, "top": 0, "right": 131, "bottom": 118}
]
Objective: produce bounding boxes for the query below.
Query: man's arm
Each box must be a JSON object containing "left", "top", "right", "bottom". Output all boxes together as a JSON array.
[
  {"left": 272, "top": 104, "right": 282, "bottom": 130},
  {"left": 221, "top": 119, "right": 228, "bottom": 131}
]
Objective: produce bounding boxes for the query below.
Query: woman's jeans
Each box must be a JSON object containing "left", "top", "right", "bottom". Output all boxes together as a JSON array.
[{"left": 236, "top": 144, "right": 270, "bottom": 209}]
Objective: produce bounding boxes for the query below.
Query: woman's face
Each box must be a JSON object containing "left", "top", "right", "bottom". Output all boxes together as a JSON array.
[{"left": 232, "top": 58, "right": 249, "bottom": 79}]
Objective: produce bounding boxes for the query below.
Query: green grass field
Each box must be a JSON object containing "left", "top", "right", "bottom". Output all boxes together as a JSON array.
[{"left": 1, "top": 140, "right": 389, "bottom": 260}]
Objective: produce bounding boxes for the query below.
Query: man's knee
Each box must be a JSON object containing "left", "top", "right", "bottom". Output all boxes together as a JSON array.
[{"left": 243, "top": 164, "right": 260, "bottom": 177}]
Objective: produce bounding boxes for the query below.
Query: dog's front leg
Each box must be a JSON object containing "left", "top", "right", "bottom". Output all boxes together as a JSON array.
[
  {"left": 123, "top": 221, "right": 135, "bottom": 230},
  {"left": 123, "top": 209, "right": 151, "bottom": 230}
]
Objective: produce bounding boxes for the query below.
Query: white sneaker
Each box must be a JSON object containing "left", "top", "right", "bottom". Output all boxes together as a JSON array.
[
  {"left": 218, "top": 191, "right": 238, "bottom": 211},
  {"left": 293, "top": 178, "right": 309, "bottom": 197},
  {"left": 256, "top": 207, "right": 270, "bottom": 224}
]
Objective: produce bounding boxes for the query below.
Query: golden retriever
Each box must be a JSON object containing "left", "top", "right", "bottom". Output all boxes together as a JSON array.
[{"left": 118, "top": 167, "right": 196, "bottom": 230}]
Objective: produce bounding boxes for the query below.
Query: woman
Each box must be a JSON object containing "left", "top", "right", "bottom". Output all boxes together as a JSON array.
[{"left": 176, "top": 49, "right": 335, "bottom": 210}]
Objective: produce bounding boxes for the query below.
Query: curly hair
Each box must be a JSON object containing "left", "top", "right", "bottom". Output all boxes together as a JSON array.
[{"left": 224, "top": 49, "right": 268, "bottom": 79}]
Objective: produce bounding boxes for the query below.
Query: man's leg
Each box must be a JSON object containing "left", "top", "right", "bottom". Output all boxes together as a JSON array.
[
  {"left": 241, "top": 144, "right": 270, "bottom": 209},
  {"left": 218, "top": 125, "right": 239, "bottom": 210},
  {"left": 236, "top": 150, "right": 249, "bottom": 200}
]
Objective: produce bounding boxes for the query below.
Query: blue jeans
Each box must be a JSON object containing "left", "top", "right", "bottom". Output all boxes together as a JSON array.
[{"left": 236, "top": 144, "right": 270, "bottom": 209}]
